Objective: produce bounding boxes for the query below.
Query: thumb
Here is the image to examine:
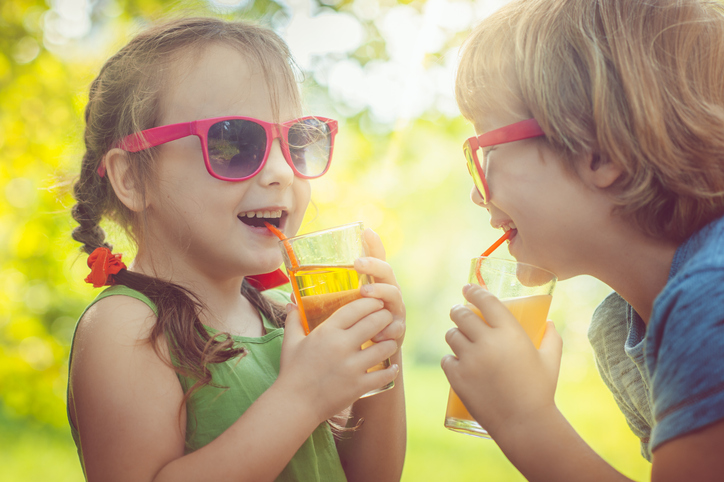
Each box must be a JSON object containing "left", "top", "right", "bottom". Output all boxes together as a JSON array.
[
  {"left": 538, "top": 321, "right": 563, "bottom": 379},
  {"left": 282, "top": 303, "right": 305, "bottom": 345}
]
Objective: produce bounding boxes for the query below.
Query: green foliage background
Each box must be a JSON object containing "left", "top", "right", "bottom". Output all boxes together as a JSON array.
[{"left": 0, "top": 0, "right": 651, "bottom": 480}]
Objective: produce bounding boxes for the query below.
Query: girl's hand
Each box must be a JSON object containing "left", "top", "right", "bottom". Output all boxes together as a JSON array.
[
  {"left": 354, "top": 228, "right": 406, "bottom": 347},
  {"left": 440, "top": 283, "right": 562, "bottom": 437},
  {"left": 278, "top": 297, "right": 399, "bottom": 423}
]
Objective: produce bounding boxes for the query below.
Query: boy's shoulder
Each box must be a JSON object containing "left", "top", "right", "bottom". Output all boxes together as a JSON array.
[
  {"left": 673, "top": 214, "right": 724, "bottom": 278},
  {"left": 588, "top": 291, "right": 628, "bottom": 344}
]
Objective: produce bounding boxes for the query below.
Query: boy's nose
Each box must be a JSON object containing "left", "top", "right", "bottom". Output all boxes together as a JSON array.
[{"left": 471, "top": 185, "right": 487, "bottom": 207}]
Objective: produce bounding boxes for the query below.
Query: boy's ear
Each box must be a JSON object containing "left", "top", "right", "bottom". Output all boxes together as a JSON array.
[
  {"left": 103, "top": 148, "right": 147, "bottom": 212},
  {"left": 582, "top": 152, "right": 623, "bottom": 189}
]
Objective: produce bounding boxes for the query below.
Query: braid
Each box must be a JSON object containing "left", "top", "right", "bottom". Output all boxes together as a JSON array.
[{"left": 71, "top": 151, "right": 112, "bottom": 255}]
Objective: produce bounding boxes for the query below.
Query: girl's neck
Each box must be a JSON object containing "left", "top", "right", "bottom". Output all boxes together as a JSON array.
[{"left": 129, "top": 249, "right": 265, "bottom": 336}]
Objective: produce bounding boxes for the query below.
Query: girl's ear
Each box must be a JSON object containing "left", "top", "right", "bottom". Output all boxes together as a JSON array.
[
  {"left": 103, "top": 148, "right": 146, "bottom": 212},
  {"left": 582, "top": 152, "right": 623, "bottom": 189}
]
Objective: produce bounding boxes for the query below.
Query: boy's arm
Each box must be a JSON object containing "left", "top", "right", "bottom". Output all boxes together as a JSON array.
[
  {"left": 651, "top": 419, "right": 724, "bottom": 481},
  {"left": 443, "top": 285, "right": 633, "bottom": 481},
  {"left": 491, "top": 404, "right": 633, "bottom": 481}
]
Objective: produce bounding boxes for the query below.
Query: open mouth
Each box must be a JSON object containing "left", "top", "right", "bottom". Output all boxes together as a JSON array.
[{"left": 238, "top": 209, "right": 284, "bottom": 229}]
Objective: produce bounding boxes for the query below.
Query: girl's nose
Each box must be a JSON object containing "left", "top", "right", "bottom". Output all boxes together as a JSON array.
[{"left": 258, "top": 139, "right": 294, "bottom": 188}]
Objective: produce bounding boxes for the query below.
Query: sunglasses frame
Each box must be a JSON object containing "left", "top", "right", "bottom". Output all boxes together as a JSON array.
[
  {"left": 99, "top": 115, "right": 338, "bottom": 181},
  {"left": 464, "top": 118, "right": 545, "bottom": 203}
]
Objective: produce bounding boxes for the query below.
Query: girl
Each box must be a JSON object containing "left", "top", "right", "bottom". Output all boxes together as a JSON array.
[
  {"left": 68, "top": 17, "right": 406, "bottom": 482},
  {"left": 442, "top": 0, "right": 724, "bottom": 480}
]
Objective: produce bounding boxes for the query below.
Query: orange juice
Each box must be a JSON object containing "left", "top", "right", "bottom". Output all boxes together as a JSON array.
[
  {"left": 290, "top": 265, "right": 368, "bottom": 332},
  {"left": 290, "top": 265, "right": 391, "bottom": 377},
  {"left": 445, "top": 294, "right": 552, "bottom": 430}
]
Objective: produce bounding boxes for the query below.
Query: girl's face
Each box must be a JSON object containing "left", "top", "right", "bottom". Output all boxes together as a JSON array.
[
  {"left": 471, "top": 104, "right": 615, "bottom": 280},
  {"left": 141, "top": 44, "right": 310, "bottom": 281}
]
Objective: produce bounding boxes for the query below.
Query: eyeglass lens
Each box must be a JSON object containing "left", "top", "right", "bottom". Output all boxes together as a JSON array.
[
  {"left": 207, "top": 118, "right": 332, "bottom": 179},
  {"left": 464, "top": 142, "right": 487, "bottom": 202}
]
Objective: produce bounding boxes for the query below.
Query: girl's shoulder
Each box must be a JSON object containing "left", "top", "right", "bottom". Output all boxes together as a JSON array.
[
  {"left": 68, "top": 287, "right": 185, "bottom": 477},
  {"left": 76, "top": 286, "right": 159, "bottom": 348}
]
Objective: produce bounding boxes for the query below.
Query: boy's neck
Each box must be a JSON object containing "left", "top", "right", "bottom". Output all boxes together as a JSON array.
[{"left": 589, "top": 231, "right": 678, "bottom": 324}]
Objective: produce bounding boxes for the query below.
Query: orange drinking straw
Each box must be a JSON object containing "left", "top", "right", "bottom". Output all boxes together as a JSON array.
[
  {"left": 264, "top": 222, "right": 298, "bottom": 268},
  {"left": 265, "top": 222, "right": 313, "bottom": 333},
  {"left": 475, "top": 230, "right": 513, "bottom": 287},
  {"left": 481, "top": 229, "right": 512, "bottom": 257}
]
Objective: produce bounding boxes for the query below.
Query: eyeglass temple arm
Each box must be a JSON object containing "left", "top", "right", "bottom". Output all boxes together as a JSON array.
[
  {"left": 96, "top": 123, "right": 196, "bottom": 177},
  {"left": 114, "top": 122, "right": 196, "bottom": 152},
  {"left": 477, "top": 118, "right": 544, "bottom": 146}
]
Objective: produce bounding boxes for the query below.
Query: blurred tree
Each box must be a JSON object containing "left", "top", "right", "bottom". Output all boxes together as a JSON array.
[{"left": 0, "top": 0, "right": 306, "bottom": 429}]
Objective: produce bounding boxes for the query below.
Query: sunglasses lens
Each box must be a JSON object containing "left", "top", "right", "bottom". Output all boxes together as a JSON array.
[
  {"left": 464, "top": 142, "right": 487, "bottom": 202},
  {"left": 207, "top": 119, "right": 267, "bottom": 179},
  {"left": 288, "top": 118, "right": 332, "bottom": 177}
]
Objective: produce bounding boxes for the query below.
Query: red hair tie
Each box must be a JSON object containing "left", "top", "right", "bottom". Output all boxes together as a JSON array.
[{"left": 85, "top": 247, "right": 127, "bottom": 288}]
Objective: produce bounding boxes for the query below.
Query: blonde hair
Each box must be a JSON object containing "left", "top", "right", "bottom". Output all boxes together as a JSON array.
[{"left": 456, "top": 0, "right": 724, "bottom": 242}]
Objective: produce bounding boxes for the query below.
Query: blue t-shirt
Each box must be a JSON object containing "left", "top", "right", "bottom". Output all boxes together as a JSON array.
[{"left": 589, "top": 214, "right": 724, "bottom": 460}]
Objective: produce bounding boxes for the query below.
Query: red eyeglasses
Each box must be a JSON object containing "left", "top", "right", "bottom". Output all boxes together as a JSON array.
[
  {"left": 99, "top": 116, "right": 338, "bottom": 181},
  {"left": 463, "top": 118, "right": 545, "bottom": 203}
]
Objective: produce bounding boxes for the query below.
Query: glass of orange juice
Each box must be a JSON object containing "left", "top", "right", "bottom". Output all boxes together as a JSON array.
[
  {"left": 279, "top": 222, "right": 393, "bottom": 398},
  {"left": 444, "top": 256, "right": 557, "bottom": 438}
]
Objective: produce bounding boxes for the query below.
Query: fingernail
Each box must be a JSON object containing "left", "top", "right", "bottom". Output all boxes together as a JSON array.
[
  {"left": 285, "top": 303, "right": 294, "bottom": 313},
  {"left": 391, "top": 363, "right": 399, "bottom": 374},
  {"left": 357, "top": 258, "right": 368, "bottom": 268},
  {"left": 462, "top": 283, "right": 474, "bottom": 294},
  {"left": 361, "top": 284, "right": 373, "bottom": 295}
]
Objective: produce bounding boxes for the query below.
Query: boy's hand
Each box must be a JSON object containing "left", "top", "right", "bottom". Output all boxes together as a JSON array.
[
  {"left": 354, "top": 228, "right": 406, "bottom": 347},
  {"left": 440, "top": 283, "right": 562, "bottom": 437}
]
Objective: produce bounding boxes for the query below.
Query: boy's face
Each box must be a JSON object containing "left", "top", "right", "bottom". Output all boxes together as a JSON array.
[{"left": 469, "top": 102, "right": 618, "bottom": 280}]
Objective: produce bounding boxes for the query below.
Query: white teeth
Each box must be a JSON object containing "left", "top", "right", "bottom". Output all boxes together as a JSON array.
[
  {"left": 502, "top": 222, "right": 517, "bottom": 232},
  {"left": 240, "top": 210, "right": 283, "bottom": 218}
]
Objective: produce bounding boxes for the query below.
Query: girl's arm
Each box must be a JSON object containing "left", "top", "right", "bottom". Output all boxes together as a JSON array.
[
  {"left": 71, "top": 293, "right": 398, "bottom": 482},
  {"left": 335, "top": 229, "right": 407, "bottom": 482}
]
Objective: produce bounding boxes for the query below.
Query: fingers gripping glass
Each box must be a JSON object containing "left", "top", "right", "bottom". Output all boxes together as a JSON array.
[
  {"left": 99, "top": 116, "right": 338, "bottom": 181},
  {"left": 464, "top": 118, "right": 545, "bottom": 203}
]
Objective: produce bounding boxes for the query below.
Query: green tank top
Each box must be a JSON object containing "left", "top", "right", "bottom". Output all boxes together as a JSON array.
[{"left": 67, "top": 285, "right": 346, "bottom": 482}]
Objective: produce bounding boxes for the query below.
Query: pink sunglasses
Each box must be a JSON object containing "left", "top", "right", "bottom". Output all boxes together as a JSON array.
[
  {"left": 463, "top": 118, "right": 545, "bottom": 203},
  {"left": 99, "top": 116, "right": 338, "bottom": 181}
]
